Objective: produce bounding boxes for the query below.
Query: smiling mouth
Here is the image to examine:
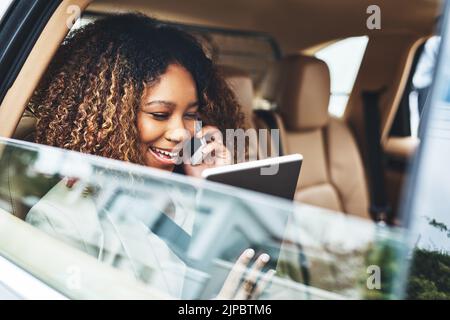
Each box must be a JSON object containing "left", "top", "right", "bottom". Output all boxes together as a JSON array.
[{"left": 148, "top": 146, "right": 179, "bottom": 164}]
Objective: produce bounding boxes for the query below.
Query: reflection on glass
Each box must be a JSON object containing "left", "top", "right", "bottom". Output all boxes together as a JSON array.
[
  {"left": 403, "top": 5, "right": 450, "bottom": 300},
  {"left": 0, "top": 138, "right": 409, "bottom": 299}
]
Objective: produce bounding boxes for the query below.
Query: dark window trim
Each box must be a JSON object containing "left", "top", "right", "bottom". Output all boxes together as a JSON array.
[{"left": 0, "top": 0, "right": 62, "bottom": 105}]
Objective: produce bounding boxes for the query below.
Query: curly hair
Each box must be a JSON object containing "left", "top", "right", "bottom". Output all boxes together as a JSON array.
[{"left": 29, "top": 13, "right": 245, "bottom": 165}]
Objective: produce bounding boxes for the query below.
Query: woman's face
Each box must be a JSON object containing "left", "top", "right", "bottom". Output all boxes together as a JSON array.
[{"left": 138, "top": 64, "right": 198, "bottom": 171}]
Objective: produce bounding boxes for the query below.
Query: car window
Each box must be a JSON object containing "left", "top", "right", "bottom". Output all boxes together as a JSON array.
[
  {"left": 410, "top": 37, "right": 441, "bottom": 138},
  {"left": 315, "top": 36, "right": 369, "bottom": 117},
  {"left": 403, "top": 6, "right": 450, "bottom": 299},
  {"left": 0, "top": 138, "right": 410, "bottom": 299}
]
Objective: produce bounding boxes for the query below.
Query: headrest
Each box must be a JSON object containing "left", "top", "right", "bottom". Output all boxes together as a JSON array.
[
  {"left": 258, "top": 54, "right": 330, "bottom": 131},
  {"left": 220, "top": 65, "right": 255, "bottom": 128},
  {"left": 12, "top": 113, "right": 37, "bottom": 142}
]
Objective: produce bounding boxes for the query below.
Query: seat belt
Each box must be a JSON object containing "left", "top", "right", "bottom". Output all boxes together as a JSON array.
[{"left": 362, "top": 89, "right": 391, "bottom": 223}]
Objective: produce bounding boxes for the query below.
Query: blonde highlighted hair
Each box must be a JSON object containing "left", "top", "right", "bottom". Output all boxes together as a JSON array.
[{"left": 29, "top": 13, "right": 245, "bottom": 165}]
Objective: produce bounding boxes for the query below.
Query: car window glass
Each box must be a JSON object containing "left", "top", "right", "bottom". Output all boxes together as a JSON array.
[
  {"left": 0, "top": 138, "right": 410, "bottom": 299},
  {"left": 404, "top": 8, "right": 450, "bottom": 299},
  {"left": 315, "top": 36, "right": 369, "bottom": 117}
]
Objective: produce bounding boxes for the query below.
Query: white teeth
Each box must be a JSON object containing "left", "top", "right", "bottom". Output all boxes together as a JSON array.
[{"left": 150, "top": 147, "right": 177, "bottom": 158}]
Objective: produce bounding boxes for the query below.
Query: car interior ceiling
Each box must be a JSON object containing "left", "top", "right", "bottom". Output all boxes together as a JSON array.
[
  {"left": 4, "top": 0, "right": 445, "bottom": 225},
  {"left": 89, "top": 0, "right": 441, "bottom": 53}
]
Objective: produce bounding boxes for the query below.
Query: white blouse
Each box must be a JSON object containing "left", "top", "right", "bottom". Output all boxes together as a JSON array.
[{"left": 26, "top": 179, "right": 197, "bottom": 298}]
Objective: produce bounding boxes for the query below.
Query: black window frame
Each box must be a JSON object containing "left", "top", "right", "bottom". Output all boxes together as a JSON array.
[{"left": 0, "top": 0, "right": 62, "bottom": 105}]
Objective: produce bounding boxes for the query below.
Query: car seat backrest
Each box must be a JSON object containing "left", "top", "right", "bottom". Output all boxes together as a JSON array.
[{"left": 258, "top": 54, "right": 371, "bottom": 219}]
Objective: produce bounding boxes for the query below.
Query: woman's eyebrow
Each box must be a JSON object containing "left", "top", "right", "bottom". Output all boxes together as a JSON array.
[
  {"left": 144, "top": 100, "right": 199, "bottom": 109},
  {"left": 145, "top": 100, "right": 176, "bottom": 108}
]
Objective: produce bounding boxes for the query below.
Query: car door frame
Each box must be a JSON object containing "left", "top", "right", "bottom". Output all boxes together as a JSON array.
[
  {"left": 0, "top": 0, "right": 92, "bottom": 138},
  {"left": 0, "top": 0, "right": 62, "bottom": 104}
]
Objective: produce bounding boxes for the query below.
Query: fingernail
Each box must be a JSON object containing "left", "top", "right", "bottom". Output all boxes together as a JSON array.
[
  {"left": 260, "top": 253, "right": 270, "bottom": 263},
  {"left": 245, "top": 249, "right": 255, "bottom": 258}
]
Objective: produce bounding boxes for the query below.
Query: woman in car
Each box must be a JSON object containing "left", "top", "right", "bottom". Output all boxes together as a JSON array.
[{"left": 25, "top": 13, "right": 273, "bottom": 299}]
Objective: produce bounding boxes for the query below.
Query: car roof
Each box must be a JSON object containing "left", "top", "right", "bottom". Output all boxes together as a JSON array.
[{"left": 88, "top": 0, "right": 442, "bottom": 53}]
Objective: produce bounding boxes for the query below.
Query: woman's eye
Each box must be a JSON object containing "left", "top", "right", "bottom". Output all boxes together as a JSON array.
[
  {"left": 150, "top": 113, "right": 170, "bottom": 120},
  {"left": 184, "top": 112, "right": 198, "bottom": 120}
]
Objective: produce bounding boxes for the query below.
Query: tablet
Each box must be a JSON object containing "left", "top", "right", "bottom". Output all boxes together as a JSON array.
[{"left": 201, "top": 154, "right": 302, "bottom": 200}]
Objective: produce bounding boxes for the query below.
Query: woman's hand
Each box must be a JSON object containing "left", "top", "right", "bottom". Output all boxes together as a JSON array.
[
  {"left": 184, "top": 125, "right": 232, "bottom": 178},
  {"left": 216, "top": 249, "right": 276, "bottom": 300}
]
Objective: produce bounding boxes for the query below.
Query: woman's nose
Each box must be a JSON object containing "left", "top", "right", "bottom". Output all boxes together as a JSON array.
[{"left": 165, "top": 118, "right": 190, "bottom": 143}]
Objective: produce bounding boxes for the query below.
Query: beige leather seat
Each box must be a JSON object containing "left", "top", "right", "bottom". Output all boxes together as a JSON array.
[
  {"left": 220, "top": 66, "right": 256, "bottom": 130},
  {"left": 221, "top": 65, "right": 289, "bottom": 161},
  {"left": 220, "top": 66, "right": 270, "bottom": 159},
  {"left": 12, "top": 111, "right": 36, "bottom": 142},
  {"left": 258, "top": 54, "right": 371, "bottom": 219}
]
